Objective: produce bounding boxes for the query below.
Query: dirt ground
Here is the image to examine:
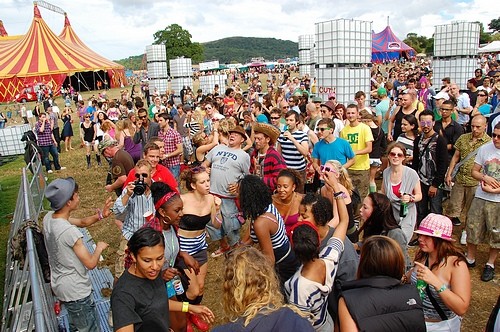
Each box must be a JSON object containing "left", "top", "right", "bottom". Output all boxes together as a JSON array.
[{"left": 30, "top": 85, "right": 498, "bottom": 331}]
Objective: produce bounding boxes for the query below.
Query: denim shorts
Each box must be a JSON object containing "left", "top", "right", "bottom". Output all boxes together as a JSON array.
[{"left": 63, "top": 294, "right": 99, "bottom": 332}]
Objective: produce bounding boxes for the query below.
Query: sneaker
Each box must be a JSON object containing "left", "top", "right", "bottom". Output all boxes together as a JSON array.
[
  {"left": 451, "top": 217, "right": 461, "bottom": 226},
  {"left": 60, "top": 166, "right": 66, "bottom": 170},
  {"left": 47, "top": 170, "right": 53, "bottom": 174},
  {"left": 460, "top": 231, "right": 467, "bottom": 245},
  {"left": 481, "top": 264, "right": 495, "bottom": 282},
  {"left": 466, "top": 258, "right": 476, "bottom": 268}
]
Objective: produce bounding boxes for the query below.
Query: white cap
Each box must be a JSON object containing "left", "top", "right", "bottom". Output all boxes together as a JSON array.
[{"left": 433, "top": 91, "right": 450, "bottom": 100}]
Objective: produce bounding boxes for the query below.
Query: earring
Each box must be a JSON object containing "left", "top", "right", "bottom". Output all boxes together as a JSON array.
[{"left": 162, "top": 215, "right": 172, "bottom": 224}]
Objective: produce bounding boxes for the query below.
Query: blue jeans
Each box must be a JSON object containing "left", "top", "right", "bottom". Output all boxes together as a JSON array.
[
  {"left": 40, "top": 144, "right": 61, "bottom": 171},
  {"left": 206, "top": 197, "right": 241, "bottom": 246},
  {"left": 168, "top": 164, "right": 181, "bottom": 185},
  {"left": 63, "top": 295, "right": 99, "bottom": 332}
]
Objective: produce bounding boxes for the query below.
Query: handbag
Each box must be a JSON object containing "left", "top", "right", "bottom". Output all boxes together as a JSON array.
[{"left": 450, "top": 147, "right": 481, "bottom": 180}]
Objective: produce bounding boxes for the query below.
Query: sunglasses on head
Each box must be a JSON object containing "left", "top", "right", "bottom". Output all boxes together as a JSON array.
[
  {"left": 135, "top": 173, "right": 148, "bottom": 178},
  {"left": 191, "top": 165, "right": 206, "bottom": 173},
  {"left": 320, "top": 165, "right": 336, "bottom": 173},
  {"left": 389, "top": 151, "right": 405, "bottom": 158}
]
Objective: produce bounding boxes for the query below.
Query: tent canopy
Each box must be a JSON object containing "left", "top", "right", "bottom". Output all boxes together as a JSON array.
[
  {"left": 0, "top": 4, "right": 124, "bottom": 102},
  {"left": 478, "top": 41, "right": 500, "bottom": 53},
  {"left": 0, "top": 20, "right": 7, "bottom": 37},
  {"left": 372, "top": 26, "right": 415, "bottom": 63}
]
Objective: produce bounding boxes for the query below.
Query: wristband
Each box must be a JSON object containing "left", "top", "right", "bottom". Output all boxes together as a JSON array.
[
  {"left": 96, "top": 208, "right": 104, "bottom": 220},
  {"left": 182, "top": 302, "right": 189, "bottom": 312},
  {"left": 437, "top": 284, "right": 447, "bottom": 293},
  {"left": 333, "top": 191, "right": 346, "bottom": 200}
]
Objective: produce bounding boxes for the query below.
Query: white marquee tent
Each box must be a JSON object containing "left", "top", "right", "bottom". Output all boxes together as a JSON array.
[{"left": 478, "top": 41, "right": 500, "bottom": 53}]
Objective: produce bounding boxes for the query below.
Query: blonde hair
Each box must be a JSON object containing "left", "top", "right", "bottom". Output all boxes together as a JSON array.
[
  {"left": 326, "top": 160, "right": 354, "bottom": 194},
  {"left": 222, "top": 246, "right": 305, "bottom": 326}
]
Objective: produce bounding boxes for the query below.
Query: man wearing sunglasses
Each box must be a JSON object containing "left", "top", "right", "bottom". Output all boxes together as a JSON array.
[
  {"left": 312, "top": 118, "right": 355, "bottom": 172},
  {"left": 133, "top": 108, "right": 160, "bottom": 148},
  {"left": 465, "top": 122, "right": 500, "bottom": 282},
  {"left": 434, "top": 100, "right": 464, "bottom": 160},
  {"left": 412, "top": 110, "right": 448, "bottom": 224}
]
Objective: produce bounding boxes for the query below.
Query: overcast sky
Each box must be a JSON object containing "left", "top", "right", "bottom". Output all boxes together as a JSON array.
[{"left": 1, "top": 0, "right": 495, "bottom": 61}]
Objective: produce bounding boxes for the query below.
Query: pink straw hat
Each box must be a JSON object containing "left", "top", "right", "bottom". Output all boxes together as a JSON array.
[{"left": 414, "top": 213, "right": 454, "bottom": 241}]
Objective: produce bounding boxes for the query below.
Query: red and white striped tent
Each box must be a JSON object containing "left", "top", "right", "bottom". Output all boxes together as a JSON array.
[{"left": 0, "top": 4, "right": 125, "bottom": 102}]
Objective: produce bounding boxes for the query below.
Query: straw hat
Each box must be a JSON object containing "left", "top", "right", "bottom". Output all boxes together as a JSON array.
[
  {"left": 253, "top": 123, "right": 281, "bottom": 144},
  {"left": 414, "top": 213, "right": 454, "bottom": 241}
]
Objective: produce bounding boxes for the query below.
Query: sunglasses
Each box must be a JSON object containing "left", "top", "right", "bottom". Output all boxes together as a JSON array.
[
  {"left": 135, "top": 173, "right": 148, "bottom": 178},
  {"left": 191, "top": 165, "right": 206, "bottom": 173},
  {"left": 320, "top": 165, "right": 336, "bottom": 173},
  {"left": 492, "top": 133, "right": 500, "bottom": 139},
  {"left": 282, "top": 106, "right": 290, "bottom": 109},
  {"left": 397, "top": 98, "right": 402, "bottom": 101},
  {"left": 389, "top": 151, "right": 405, "bottom": 158},
  {"left": 84, "top": 116, "right": 90, "bottom": 118},
  {"left": 243, "top": 104, "right": 249, "bottom": 107},
  {"left": 477, "top": 94, "right": 487, "bottom": 97},
  {"left": 205, "top": 107, "right": 212, "bottom": 111},
  {"left": 138, "top": 115, "right": 147, "bottom": 119},
  {"left": 270, "top": 117, "right": 280, "bottom": 120},
  {"left": 420, "top": 120, "right": 433, "bottom": 127},
  {"left": 317, "top": 127, "right": 331, "bottom": 132},
  {"left": 440, "top": 108, "right": 453, "bottom": 112}
]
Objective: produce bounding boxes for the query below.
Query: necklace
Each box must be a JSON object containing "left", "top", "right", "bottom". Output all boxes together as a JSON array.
[{"left": 277, "top": 192, "right": 296, "bottom": 206}]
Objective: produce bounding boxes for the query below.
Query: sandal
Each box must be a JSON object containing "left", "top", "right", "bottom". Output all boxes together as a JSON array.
[{"left": 210, "top": 246, "right": 231, "bottom": 258}]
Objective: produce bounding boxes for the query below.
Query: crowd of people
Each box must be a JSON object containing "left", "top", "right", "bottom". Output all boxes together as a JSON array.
[{"left": 38, "top": 56, "right": 500, "bottom": 332}]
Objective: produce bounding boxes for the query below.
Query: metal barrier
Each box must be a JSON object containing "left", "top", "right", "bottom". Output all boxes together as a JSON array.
[{"left": 2, "top": 145, "right": 113, "bottom": 331}]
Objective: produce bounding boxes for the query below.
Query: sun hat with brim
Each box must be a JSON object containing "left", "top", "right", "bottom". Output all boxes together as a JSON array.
[
  {"left": 98, "top": 138, "right": 118, "bottom": 154},
  {"left": 45, "top": 177, "right": 76, "bottom": 211},
  {"left": 320, "top": 100, "right": 336, "bottom": 112},
  {"left": 253, "top": 123, "right": 280, "bottom": 144},
  {"left": 414, "top": 213, "right": 454, "bottom": 241},
  {"left": 228, "top": 126, "right": 247, "bottom": 138}
]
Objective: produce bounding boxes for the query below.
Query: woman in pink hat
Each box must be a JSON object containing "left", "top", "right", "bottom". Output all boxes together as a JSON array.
[{"left": 408, "top": 213, "right": 470, "bottom": 331}]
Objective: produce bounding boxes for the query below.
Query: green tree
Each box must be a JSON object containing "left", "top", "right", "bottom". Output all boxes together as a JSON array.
[
  {"left": 153, "top": 24, "right": 204, "bottom": 64},
  {"left": 489, "top": 17, "right": 500, "bottom": 33},
  {"left": 474, "top": 22, "right": 492, "bottom": 44},
  {"left": 403, "top": 33, "right": 433, "bottom": 55}
]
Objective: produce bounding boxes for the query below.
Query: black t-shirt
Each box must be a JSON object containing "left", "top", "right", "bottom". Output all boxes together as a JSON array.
[
  {"left": 111, "top": 149, "right": 135, "bottom": 196},
  {"left": 111, "top": 269, "right": 170, "bottom": 332}
]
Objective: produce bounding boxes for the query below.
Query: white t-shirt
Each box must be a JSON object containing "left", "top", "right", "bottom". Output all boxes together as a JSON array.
[{"left": 474, "top": 141, "right": 500, "bottom": 203}]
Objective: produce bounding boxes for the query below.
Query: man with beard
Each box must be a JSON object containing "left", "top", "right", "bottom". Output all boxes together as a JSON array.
[{"left": 412, "top": 110, "right": 449, "bottom": 224}]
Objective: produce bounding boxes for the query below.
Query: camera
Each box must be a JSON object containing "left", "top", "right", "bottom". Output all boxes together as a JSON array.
[{"left": 133, "top": 179, "right": 147, "bottom": 195}]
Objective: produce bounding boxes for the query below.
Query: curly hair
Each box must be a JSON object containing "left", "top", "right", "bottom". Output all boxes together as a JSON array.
[
  {"left": 239, "top": 175, "right": 272, "bottom": 220},
  {"left": 191, "top": 131, "right": 207, "bottom": 147},
  {"left": 301, "top": 193, "right": 333, "bottom": 226},
  {"left": 180, "top": 166, "right": 207, "bottom": 192},
  {"left": 218, "top": 117, "right": 237, "bottom": 134},
  {"left": 291, "top": 224, "right": 320, "bottom": 263},
  {"left": 359, "top": 193, "right": 400, "bottom": 239},
  {"left": 276, "top": 168, "right": 303, "bottom": 192},
  {"left": 222, "top": 246, "right": 303, "bottom": 326}
]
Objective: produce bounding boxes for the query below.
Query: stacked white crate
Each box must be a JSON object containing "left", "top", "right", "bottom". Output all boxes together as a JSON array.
[
  {"left": 0, "top": 124, "right": 31, "bottom": 156},
  {"left": 298, "top": 35, "right": 315, "bottom": 78},
  {"left": 199, "top": 75, "right": 227, "bottom": 94},
  {"left": 432, "top": 22, "right": 479, "bottom": 88},
  {"left": 315, "top": 19, "right": 372, "bottom": 103},
  {"left": 146, "top": 45, "right": 168, "bottom": 94},
  {"left": 170, "top": 57, "right": 193, "bottom": 94}
]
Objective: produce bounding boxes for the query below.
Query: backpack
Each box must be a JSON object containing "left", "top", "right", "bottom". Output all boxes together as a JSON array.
[{"left": 10, "top": 220, "right": 51, "bottom": 283}]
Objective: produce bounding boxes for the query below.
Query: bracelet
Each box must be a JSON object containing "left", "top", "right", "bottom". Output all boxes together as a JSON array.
[
  {"left": 96, "top": 208, "right": 104, "bottom": 220},
  {"left": 333, "top": 191, "right": 346, "bottom": 200},
  {"left": 182, "top": 302, "right": 189, "bottom": 313},
  {"left": 437, "top": 284, "right": 447, "bottom": 293}
]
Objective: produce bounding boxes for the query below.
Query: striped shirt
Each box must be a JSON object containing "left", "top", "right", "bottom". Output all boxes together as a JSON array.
[
  {"left": 277, "top": 130, "right": 308, "bottom": 171},
  {"left": 250, "top": 204, "right": 288, "bottom": 251},
  {"left": 113, "top": 188, "right": 154, "bottom": 240},
  {"left": 285, "top": 236, "right": 344, "bottom": 330}
]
